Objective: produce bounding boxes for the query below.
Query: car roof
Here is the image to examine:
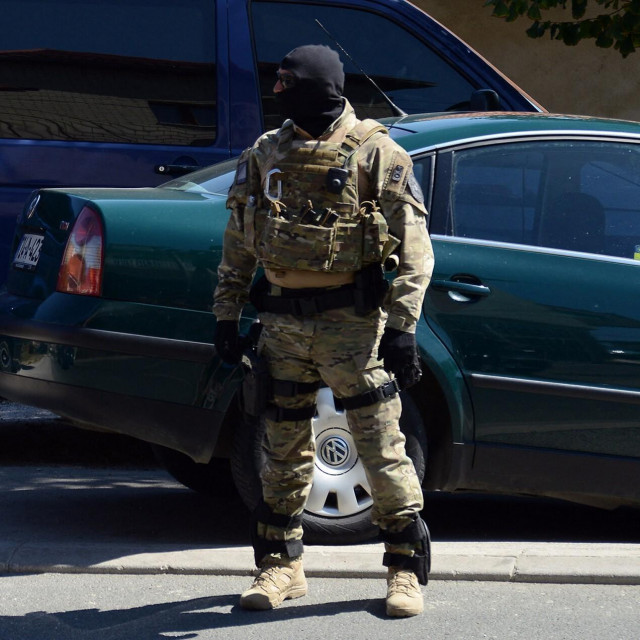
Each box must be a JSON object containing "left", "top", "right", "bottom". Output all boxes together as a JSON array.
[{"left": 384, "top": 112, "right": 640, "bottom": 153}]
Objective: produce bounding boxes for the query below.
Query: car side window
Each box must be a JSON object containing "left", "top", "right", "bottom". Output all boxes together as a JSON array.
[
  {"left": 446, "top": 140, "right": 640, "bottom": 260},
  {"left": 410, "top": 154, "right": 434, "bottom": 215},
  {"left": 0, "top": 0, "right": 217, "bottom": 146},
  {"left": 579, "top": 145, "right": 640, "bottom": 260},
  {"left": 448, "top": 146, "right": 542, "bottom": 245},
  {"left": 251, "top": 1, "right": 477, "bottom": 131}
]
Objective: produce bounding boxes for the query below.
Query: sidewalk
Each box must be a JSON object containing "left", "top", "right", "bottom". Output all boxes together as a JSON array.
[{"left": 3, "top": 540, "right": 640, "bottom": 585}]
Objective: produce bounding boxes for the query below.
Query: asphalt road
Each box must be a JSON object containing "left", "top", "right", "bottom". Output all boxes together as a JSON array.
[{"left": 1, "top": 573, "right": 639, "bottom": 640}]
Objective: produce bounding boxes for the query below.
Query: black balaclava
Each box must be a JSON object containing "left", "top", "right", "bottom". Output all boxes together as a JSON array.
[{"left": 277, "top": 44, "right": 345, "bottom": 138}]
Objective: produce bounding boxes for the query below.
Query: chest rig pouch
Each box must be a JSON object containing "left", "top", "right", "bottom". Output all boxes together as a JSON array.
[{"left": 245, "top": 120, "right": 390, "bottom": 272}]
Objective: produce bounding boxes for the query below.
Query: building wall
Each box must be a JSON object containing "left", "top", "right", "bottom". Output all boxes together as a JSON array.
[{"left": 418, "top": 0, "right": 640, "bottom": 121}]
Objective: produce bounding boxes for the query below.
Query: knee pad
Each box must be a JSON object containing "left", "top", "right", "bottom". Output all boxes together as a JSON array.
[{"left": 381, "top": 516, "right": 431, "bottom": 585}]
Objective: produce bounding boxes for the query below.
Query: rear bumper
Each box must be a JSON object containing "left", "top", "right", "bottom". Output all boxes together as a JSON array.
[
  {"left": 0, "top": 372, "right": 228, "bottom": 463},
  {"left": 0, "top": 310, "right": 242, "bottom": 463}
]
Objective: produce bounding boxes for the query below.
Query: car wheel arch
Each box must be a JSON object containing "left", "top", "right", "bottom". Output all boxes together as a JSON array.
[{"left": 414, "top": 327, "right": 475, "bottom": 491}]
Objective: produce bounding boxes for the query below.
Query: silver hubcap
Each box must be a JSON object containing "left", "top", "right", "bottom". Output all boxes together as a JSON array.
[{"left": 306, "top": 388, "right": 373, "bottom": 518}]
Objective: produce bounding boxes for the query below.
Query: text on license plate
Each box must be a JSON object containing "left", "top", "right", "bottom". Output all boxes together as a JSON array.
[{"left": 13, "top": 233, "right": 45, "bottom": 270}]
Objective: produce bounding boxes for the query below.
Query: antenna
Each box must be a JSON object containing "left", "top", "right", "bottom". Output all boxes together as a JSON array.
[{"left": 315, "top": 19, "right": 407, "bottom": 117}]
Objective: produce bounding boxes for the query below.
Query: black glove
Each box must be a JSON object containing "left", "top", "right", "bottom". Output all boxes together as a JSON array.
[
  {"left": 378, "top": 327, "right": 422, "bottom": 390},
  {"left": 214, "top": 320, "right": 244, "bottom": 365}
]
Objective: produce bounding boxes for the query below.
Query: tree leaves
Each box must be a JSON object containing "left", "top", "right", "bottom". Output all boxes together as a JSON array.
[
  {"left": 572, "top": 0, "right": 588, "bottom": 19},
  {"left": 484, "top": 0, "right": 640, "bottom": 56}
]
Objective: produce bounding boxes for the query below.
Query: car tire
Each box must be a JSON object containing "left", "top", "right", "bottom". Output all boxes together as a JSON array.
[
  {"left": 151, "top": 444, "right": 236, "bottom": 497},
  {"left": 230, "top": 389, "right": 427, "bottom": 545},
  {"left": 0, "top": 340, "right": 19, "bottom": 373}
]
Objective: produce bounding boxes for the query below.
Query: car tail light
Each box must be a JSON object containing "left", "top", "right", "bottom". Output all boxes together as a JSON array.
[{"left": 56, "top": 206, "right": 104, "bottom": 296}]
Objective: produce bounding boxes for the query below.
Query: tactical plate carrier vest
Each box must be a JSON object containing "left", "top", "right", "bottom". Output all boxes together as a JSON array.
[{"left": 243, "top": 119, "right": 396, "bottom": 272}]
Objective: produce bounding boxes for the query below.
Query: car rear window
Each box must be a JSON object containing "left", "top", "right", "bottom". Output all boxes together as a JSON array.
[{"left": 0, "top": 0, "right": 217, "bottom": 146}]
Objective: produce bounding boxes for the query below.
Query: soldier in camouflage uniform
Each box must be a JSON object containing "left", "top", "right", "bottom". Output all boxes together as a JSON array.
[{"left": 213, "top": 44, "right": 434, "bottom": 617}]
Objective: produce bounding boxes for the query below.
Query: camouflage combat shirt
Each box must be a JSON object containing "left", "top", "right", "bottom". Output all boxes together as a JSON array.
[{"left": 213, "top": 99, "right": 434, "bottom": 334}]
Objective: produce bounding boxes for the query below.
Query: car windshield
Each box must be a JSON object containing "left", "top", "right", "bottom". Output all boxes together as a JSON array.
[{"left": 160, "top": 158, "right": 238, "bottom": 196}]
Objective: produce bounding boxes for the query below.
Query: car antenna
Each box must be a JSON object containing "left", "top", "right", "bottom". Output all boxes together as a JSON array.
[{"left": 315, "top": 19, "right": 407, "bottom": 117}]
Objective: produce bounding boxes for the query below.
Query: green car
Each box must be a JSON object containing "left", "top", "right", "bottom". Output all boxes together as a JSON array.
[{"left": 2, "top": 113, "right": 640, "bottom": 544}]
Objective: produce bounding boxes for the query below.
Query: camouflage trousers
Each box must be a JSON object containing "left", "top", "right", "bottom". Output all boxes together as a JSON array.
[{"left": 255, "top": 304, "right": 424, "bottom": 549}]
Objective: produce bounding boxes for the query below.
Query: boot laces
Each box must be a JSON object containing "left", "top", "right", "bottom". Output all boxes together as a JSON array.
[
  {"left": 389, "top": 569, "right": 418, "bottom": 594},
  {"left": 254, "top": 565, "right": 289, "bottom": 589}
]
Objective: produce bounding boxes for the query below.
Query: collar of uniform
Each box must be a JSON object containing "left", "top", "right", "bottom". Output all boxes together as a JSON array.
[{"left": 288, "top": 99, "right": 358, "bottom": 142}]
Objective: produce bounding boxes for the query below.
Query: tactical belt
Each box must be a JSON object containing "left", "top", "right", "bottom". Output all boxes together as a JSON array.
[{"left": 258, "top": 283, "right": 357, "bottom": 316}]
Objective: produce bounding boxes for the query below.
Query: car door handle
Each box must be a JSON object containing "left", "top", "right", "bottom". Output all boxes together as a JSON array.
[
  {"left": 431, "top": 279, "right": 491, "bottom": 298},
  {"left": 154, "top": 164, "right": 200, "bottom": 177}
]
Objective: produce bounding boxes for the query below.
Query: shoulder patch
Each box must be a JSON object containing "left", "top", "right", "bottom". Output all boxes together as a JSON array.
[
  {"left": 235, "top": 160, "right": 248, "bottom": 185},
  {"left": 382, "top": 150, "right": 411, "bottom": 196},
  {"left": 391, "top": 164, "right": 405, "bottom": 183},
  {"left": 406, "top": 171, "right": 424, "bottom": 204}
]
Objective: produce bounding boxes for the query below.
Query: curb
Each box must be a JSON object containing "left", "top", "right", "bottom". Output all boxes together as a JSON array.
[{"left": 3, "top": 541, "right": 640, "bottom": 585}]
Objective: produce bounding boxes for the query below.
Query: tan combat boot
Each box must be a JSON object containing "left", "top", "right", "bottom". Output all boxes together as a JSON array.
[
  {"left": 240, "top": 555, "right": 307, "bottom": 610},
  {"left": 386, "top": 567, "right": 424, "bottom": 617}
]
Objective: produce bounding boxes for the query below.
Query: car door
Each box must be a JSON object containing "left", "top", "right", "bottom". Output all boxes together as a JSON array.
[{"left": 425, "top": 137, "right": 640, "bottom": 466}]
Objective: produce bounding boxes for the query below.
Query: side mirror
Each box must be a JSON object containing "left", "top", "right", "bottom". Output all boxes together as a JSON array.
[{"left": 469, "top": 89, "right": 500, "bottom": 111}]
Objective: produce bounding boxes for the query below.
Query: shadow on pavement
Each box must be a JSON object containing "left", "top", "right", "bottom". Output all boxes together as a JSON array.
[{"left": 0, "top": 593, "right": 387, "bottom": 640}]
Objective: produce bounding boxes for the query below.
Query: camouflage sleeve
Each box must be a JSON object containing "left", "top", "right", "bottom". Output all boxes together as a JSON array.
[
  {"left": 212, "top": 148, "right": 259, "bottom": 322},
  {"left": 362, "top": 135, "right": 434, "bottom": 333},
  {"left": 383, "top": 199, "right": 434, "bottom": 333}
]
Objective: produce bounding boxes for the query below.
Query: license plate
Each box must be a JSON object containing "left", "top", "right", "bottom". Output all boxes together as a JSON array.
[{"left": 13, "top": 233, "right": 45, "bottom": 270}]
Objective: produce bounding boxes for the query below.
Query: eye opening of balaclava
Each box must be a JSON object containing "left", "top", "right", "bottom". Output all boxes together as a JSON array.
[{"left": 277, "top": 44, "right": 345, "bottom": 138}]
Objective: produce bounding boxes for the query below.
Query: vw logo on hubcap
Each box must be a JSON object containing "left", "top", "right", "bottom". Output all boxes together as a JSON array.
[{"left": 320, "top": 436, "right": 350, "bottom": 467}]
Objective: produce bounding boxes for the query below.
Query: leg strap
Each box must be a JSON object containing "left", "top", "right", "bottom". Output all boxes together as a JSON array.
[
  {"left": 251, "top": 500, "right": 304, "bottom": 566},
  {"left": 251, "top": 537, "right": 304, "bottom": 567},
  {"left": 272, "top": 379, "right": 321, "bottom": 397},
  {"left": 265, "top": 404, "right": 316, "bottom": 422},
  {"left": 267, "top": 378, "right": 396, "bottom": 418},
  {"left": 381, "top": 516, "right": 431, "bottom": 585},
  {"left": 265, "top": 378, "right": 319, "bottom": 422},
  {"left": 339, "top": 379, "right": 399, "bottom": 411},
  {"left": 254, "top": 500, "right": 303, "bottom": 530}
]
